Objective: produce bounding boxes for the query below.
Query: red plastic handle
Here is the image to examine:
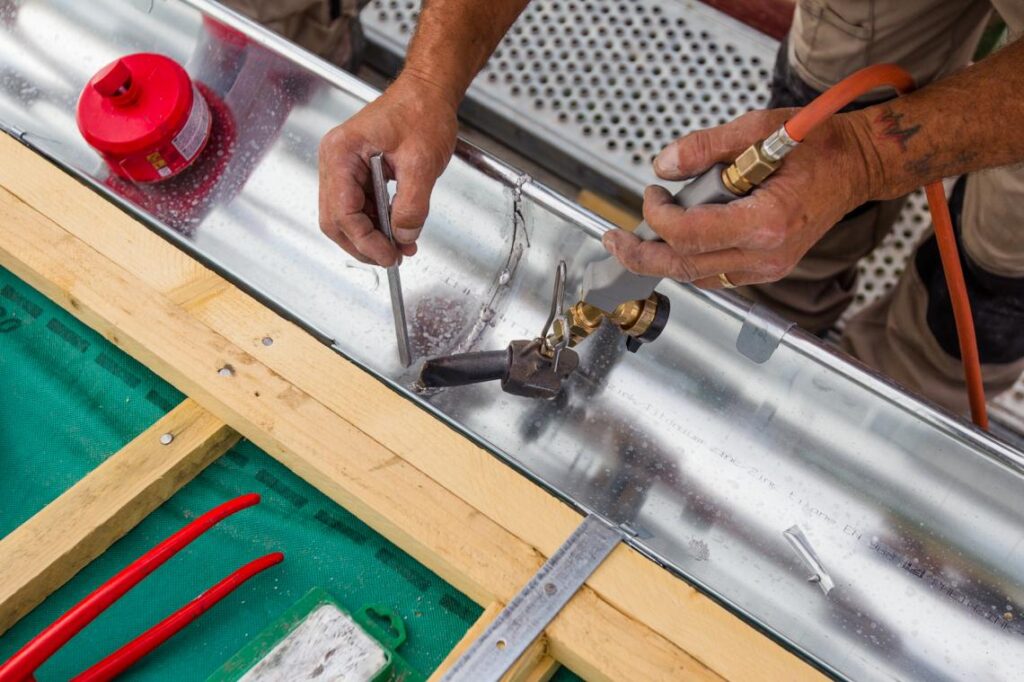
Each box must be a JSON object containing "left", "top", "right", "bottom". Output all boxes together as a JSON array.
[{"left": 91, "top": 59, "right": 133, "bottom": 98}]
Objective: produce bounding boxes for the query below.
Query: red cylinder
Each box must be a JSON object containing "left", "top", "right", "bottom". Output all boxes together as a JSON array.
[{"left": 77, "top": 53, "right": 213, "bottom": 183}]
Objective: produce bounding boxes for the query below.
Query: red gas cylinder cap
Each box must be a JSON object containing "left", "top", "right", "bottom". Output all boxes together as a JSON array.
[
  {"left": 92, "top": 59, "right": 134, "bottom": 100},
  {"left": 77, "top": 53, "right": 213, "bottom": 184}
]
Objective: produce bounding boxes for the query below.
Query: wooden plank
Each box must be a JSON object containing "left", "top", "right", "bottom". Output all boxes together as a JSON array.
[
  {"left": 0, "top": 400, "right": 236, "bottom": 635},
  {"left": 515, "top": 658, "right": 560, "bottom": 682},
  {"left": 165, "top": 270, "right": 231, "bottom": 310},
  {"left": 0, "top": 181, "right": 714, "bottom": 681},
  {"left": 507, "top": 646, "right": 559, "bottom": 682},
  {"left": 576, "top": 189, "right": 640, "bottom": 231},
  {"left": 429, "top": 602, "right": 559, "bottom": 682},
  {"left": 0, "top": 135, "right": 822, "bottom": 680}
]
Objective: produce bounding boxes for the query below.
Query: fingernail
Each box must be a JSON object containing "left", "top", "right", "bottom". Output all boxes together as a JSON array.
[
  {"left": 654, "top": 142, "right": 679, "bottom": 175},
  {"left": 602, "top": 233, "right": 617, "bottom": 255},
  {"left": 394, "top": 227, "right": 421, "bottom": 244}
]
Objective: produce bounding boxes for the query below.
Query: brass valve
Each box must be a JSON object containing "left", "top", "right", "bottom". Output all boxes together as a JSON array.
[
  {"left": 415, "top": 264, "right": 671, "bottom": 399},
  {"left": 546, "top": 291, "right": 669, "bottom": 353}
]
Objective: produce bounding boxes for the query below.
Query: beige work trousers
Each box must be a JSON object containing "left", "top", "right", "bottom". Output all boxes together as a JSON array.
[
  {"left": 744, "top": 0, "right": 1024, "bottom": 415},
  {"left": 219, "top": 0, "right": 367, "bottom": 68}
]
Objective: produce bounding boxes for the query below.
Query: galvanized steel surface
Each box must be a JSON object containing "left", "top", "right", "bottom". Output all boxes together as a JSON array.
[{"left": 1, "top": 2, "right": 1024, "bottom": 680}]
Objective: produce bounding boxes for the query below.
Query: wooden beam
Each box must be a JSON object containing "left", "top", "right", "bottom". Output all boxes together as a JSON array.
[
  {"left": 576, "top": 190, "right": 640, "bottom": 231},
  {"left": 429, "top": 602, "right": 559, "bottom": 682},
  {"left": 0, "top": 135, "right": 822, "bottom": 680},
  {"left": 0, "top": 400, "right": 236, "bottom": 635},
  {"left": 515, "top": 659, "right": 560, "bottom": 682}
]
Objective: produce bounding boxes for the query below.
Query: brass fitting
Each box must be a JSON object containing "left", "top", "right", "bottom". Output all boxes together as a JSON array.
[
  {"left": 606, "top": 296, "right": 660, "bottom": 339},
  {"left": 560, "top": 301, "right": 604, "bottom": 347},
  {"left": 549, "top": 293, "right": 664, "bottom": 349},
  {"left": 721, "top": 126, "right": 798, "bottom": 195},
  {"left": 721, "top": 141, "right": 782, "bottom": 195}
]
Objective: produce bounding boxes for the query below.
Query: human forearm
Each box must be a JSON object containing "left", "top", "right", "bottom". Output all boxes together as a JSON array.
[
  {"left": 852, "top": 38, "right": 1024, "bottom": 201},
  {"left": 399, "top": 0, "right": 531, "bottom": 109},
  {"left": 318, "top": 0, "right": 529, "bottom": 266}
]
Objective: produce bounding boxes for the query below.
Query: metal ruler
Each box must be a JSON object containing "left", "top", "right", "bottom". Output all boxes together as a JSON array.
[
  {"left": 369, "top": 153, "right": 413, "bottom": 367},
  {"left": 440, "top": 514, "right": 622, "bottom": 682}
]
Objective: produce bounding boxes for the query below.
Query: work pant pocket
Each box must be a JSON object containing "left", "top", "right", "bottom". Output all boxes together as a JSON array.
[{"left": 790, "top": 0, "right": 873, "bottom": 90}]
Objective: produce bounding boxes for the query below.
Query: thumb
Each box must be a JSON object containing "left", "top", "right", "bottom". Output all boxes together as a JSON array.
[
  {"left": 390, "top": 162, "right": 437, "bottom": 244},
  {"left": 653, "top": 109, "right": 793, "bottom": 181}
]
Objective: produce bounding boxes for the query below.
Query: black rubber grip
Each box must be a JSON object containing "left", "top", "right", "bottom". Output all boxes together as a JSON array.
[{"left": 417, "top": 350, "right": 509, "bottom": 388}]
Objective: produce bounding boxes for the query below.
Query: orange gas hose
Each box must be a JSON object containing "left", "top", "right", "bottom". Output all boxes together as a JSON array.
[
  {"left": 926, "top": 182, "right": 989, "bottom": 428},
  {"left": 782, "top": 64, "right": 988, "bottom": 428},
  {"left": 784, "top": 64, "right": 916, "bottom": 142}
]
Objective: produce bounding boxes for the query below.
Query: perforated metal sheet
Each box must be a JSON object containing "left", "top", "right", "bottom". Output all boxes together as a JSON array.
[
  {"left": 363, "top": 0, "right": 774, "bottom": 195},
  {"left": 362, "top": 0, "right": 1024, "bottom": 425},
  {"left": 841, "top": 191, "right": 930, "bottom": 322}
]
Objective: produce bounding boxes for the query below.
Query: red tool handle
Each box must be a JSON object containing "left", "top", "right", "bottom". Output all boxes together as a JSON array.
[
  {"left": 72, "top": 552, "right": 284, "bottom": 682},
  {"left": 0, "top": 494, "right": 261, "bottom": 682}
]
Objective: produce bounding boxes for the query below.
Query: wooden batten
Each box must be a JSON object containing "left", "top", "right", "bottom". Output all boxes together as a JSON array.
[{"left": 0, "top": 400, "right": 237, "bottom": 635}]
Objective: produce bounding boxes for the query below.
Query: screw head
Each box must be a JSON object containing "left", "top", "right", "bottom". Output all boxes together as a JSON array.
[
  {"left": 218, "top": 365, "right": 234, "bottom": 377},
  {"left": 261, "top": 336, "right": 273, "bottom": 346},
  {"left": 159, "top": 433, "right": 174, "bottom": 445}
]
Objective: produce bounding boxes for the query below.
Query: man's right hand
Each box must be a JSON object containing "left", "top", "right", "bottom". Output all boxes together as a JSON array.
[{"left": 318, "top": 74, "right": 459, "bottom": 266}]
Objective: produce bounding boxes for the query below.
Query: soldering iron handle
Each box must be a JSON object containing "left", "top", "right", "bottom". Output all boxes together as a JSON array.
[
  {"left": 633, "top": 162, "right": 737, "bottom": 240},
  {"left": 581, "top": 163, "right": 737, "bottom": 311},
  {"left": 417, "top": 349, "right": 509, "bottom": 389}
]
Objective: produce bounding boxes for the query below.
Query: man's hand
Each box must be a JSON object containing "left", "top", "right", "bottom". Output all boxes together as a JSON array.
[
  {"left": 318, "top": 74, "right": 459, "bottom": 266},
  {"left": 603, "top": 108, "right": 879, "bottom": 288}
]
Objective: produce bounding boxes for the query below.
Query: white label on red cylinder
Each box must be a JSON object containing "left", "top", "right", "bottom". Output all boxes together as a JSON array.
[{"left": 171, "top": 85, "right": 211, "bottom": 161}]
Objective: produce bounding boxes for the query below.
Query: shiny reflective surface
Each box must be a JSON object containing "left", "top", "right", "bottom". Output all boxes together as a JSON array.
[{"left": 2, "top": 2, "right": 1024, "bottom": 679}]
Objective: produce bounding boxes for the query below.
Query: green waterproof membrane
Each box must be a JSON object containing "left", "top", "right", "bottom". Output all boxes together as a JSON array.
[{"left": 0, "top": 266, "right": 482, "bottom": 680}]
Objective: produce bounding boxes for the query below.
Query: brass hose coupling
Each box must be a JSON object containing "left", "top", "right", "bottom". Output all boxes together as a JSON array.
[
  {"left": 721, "top": 125, "right": 798, "bottom": 195},
  {"left": 547, "top": 291, "right": 670, "bottom": 354}
]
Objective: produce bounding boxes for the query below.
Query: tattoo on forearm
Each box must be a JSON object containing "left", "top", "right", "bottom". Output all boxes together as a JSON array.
[
  {"left": 876, "top": 107, "right": 921, "bottom": 152},
  {"left": 904, "top": 153, "right": 935, "bottom": 177},
  {"left": 905, "top": 150, "right": 979, "bottom": 180}
]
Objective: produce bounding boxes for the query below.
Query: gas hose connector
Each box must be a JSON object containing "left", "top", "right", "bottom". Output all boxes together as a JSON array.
[
  {"left": 551, "top": 292, "right": 670, "bottom": 353},
  {"left": 721, "top": 125, "right": 799, "bottom": 195},
  {"left": 761, "top": 125, "right": 799, "bottom": 162}
]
